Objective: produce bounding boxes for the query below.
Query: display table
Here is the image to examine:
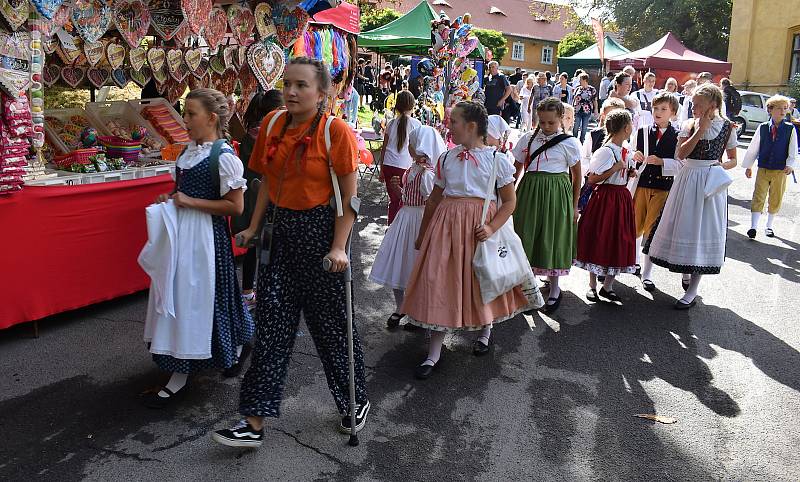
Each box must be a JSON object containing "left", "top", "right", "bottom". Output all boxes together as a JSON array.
[{"left": 0, "top": 175, "right": 174, "bottom": 330}]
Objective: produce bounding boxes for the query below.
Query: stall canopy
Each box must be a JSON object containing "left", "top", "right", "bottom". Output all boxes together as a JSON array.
[
  {"left": 311, "top": 1, "right": 361, "bottom": 35},
  {"left": 360, "top": 0, "right": 485, "bottom": 57},
  {"left": 558, "top": 34, "right": 629, "bottom": 75},
  {"left": 606, "top": 32, "right": 732, "bottom": 75}
]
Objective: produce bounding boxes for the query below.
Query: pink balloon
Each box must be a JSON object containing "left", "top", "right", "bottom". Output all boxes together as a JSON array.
[{"left": 457, "top": 37, "right": 478, "bottom": 58}]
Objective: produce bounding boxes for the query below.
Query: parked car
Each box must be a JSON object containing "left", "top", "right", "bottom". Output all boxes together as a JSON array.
[{"left": 732, "top": 90, "right": 771, "bottom": 138}]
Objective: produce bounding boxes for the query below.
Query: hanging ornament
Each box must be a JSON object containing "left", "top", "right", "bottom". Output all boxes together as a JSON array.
[
  {"left": 203, "top": 7, "right": 227, "bottom": 51},
  {"left": 271, "top": 2, "right": 309, "bottom": 48},
  {"left": 71, "top": 0, "right": 112, "bottom": 44},
  {"left": 88, "top": 66, "right": 111, "bottom": 88},
  {"left": 224, "top": 45, "right": 237, "bottom": 71},
  {"left": 181, "top": 0, "right": 212, "bottom": 36},
  {"left": 147, "top": 47, "right": 166, "bottom": 72},
  {"left": 0, "top": 31, "right": 32, "bottom": 95},
  {"left": 167, "top": 48, "right": 188, "bottom": 82},
  {"left": 227, "top": 4, "right": 255, "bottom": 47},
  {"left": 248, "top": 40, "right": 285, "bottom": 91},
  {"left": 31, "top": 0, "right": 64, "bottom": 20},
  {"left": 43, "top": 64, "right": 61, "bottom": 87},
  {"left": 0, "top": 0, "right": 30, "bottom": 31},
  {"left": 84, "top": 41, "right": 105, "bottom": 67},
  {"left": 150, "top": 0, "right": 185, "bottom": 41},
  {"left": 255, "top": 3, "right": 277, "bottom": 39},
  {"left": 130, "top": 66, "right": 152, "bottom": 87},
  {"left": 113, "top": 0, "right": 151, "bottom": 49},
  {"left": 210, "top": 53, "right": 226, "bottom": 75},
  {"left": 61, "top": 65, "right": 86, "bottom": 88},
  {"left": 106, "top": 43, "right": 126, "bottom": 70},
  {"left": 111, "top": 68, "right": 128, "bottom": 88},
  {"left": 129, "top": 46, "right": 147, "bottom": 72},
  {"left": 173, "top": 21, "right": 192, "bottom": 45}
]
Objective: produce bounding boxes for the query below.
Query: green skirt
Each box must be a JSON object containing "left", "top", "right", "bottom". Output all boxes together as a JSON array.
[{"left": 513, "top": 171, "right": 577, "bottom": 276}]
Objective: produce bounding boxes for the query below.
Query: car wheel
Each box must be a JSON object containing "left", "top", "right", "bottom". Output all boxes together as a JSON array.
[{"left": 733, "top": 116, "right": 746, "bottom": 138}]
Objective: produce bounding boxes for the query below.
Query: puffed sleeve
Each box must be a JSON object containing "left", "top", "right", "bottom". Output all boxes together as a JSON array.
[
  {"left": 495, "top": 151, "right": 516, "bottom": 188},
  {"left": 679, "top": 119, "right": 695, "bottom": 138},
  {"left": 588, "top": 145, "right": 615, "bottom": 175},
  {"left": 580, "top": 135, "right": 593, "bottom": 176},
  {"left": 564, "top": 137, "right": 583, "bottom": 167},
  {"left": 511, "top": 132, "right": 532, "bottom": 164},
  {"left": 420, "top": 168, "right": 435, "bottom": 199},
  {"left": 218, "top": 149, "right": 247, "bottom": 197},
  {"left": 725, "top": 123, "right": 739, "bottom": 150}
]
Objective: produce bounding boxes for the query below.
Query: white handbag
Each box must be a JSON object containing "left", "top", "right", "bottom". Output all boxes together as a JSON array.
[{"left": 473, "top": 153, "right": 541, "bottom": 306}]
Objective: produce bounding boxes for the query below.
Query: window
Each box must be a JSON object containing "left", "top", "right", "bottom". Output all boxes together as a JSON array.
[
  {"left": 541, "top": 45, "right": 553, "bottom": 64},
  {"left": 791, "top": 34, "right": 800, "bottom": 79},
  {"left": 742, "top": 94, "right": 763, "bottom": 109},
  {"left": 512, "top": 42, "right": 525, "bottom": 61}
]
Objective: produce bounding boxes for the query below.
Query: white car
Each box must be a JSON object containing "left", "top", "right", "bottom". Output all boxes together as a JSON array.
[{"left": 732, "top": 90, "right": 771, "bottom": 138}]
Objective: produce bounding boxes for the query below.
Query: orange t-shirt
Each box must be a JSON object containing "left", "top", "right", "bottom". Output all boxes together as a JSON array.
[{"left": 249, "top": 110, "right": 359, "bottom": 210}]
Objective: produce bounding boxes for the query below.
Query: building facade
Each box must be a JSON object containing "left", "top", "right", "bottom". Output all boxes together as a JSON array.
[{"left": 728, "top": 0, "right": 800, "bottom": 94}]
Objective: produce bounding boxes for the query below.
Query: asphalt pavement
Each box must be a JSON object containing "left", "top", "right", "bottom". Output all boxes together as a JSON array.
[{"left": 1, "top": 147, "right": 799, "bottom": 481}]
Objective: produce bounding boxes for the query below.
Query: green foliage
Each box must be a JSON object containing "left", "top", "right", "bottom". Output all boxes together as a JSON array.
[
  {"left": 45, "top": 84, "right": 143, "bottom": 110},
  {"left": 788, "top": 74, "right": 800, "bottom": 101},
  {"left": 558, "top": 31, "right": 596, "bottom": 58},
  {"left": 360, "top": 8, "right": 401, "bottom": 32},
  {"left": 570, "top": 0, "right": 732, "bottom": 60},
  {"left": 473, "top": 28, "right": 508, "bottom": 63}
]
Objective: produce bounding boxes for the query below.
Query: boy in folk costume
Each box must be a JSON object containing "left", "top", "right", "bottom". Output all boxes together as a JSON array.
[
  {"left": 743, "top": 95, "right": 797, "bottom": 239},
  {"left": 630, "top": 92, "right": 682, "bottom": 291}
]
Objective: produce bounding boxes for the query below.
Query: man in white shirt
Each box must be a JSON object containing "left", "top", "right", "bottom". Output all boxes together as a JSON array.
[{"left": 599, "top": 71, "right": 614, "bottom": 101}]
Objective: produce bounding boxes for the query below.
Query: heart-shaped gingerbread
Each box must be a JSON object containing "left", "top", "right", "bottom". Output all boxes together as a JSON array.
[
  {"left": 187, "top": 74, "right": 203, "bottom": 91},
  {"left": 43, "top": 36, "right": 59, "bottom": 54},
  {"left": 166, "top": 79, "right": 187, "bottom": 104},
  {"left": 106, "top": 43, "right": 126, "bottom": 69},
  {"left": 43, "top": 64, "right": 61, "bottom": 87},
  {"left": 84, "top": 41, "right": 105, "bottom": 67},
  {"left": 254, "top": 3, "right": 277, "bottom": 39},
  {"left": 129, "top": 46, "right": 147, "bottom": 72},
  {"left": 248, "top": 40, "right": 285, "bottom": 90},
  {"left": 238, "top": 45, "right": 248, "bottom": 70},
  {"left": 56, "top": 36, "right": 87, "bottom": 65},
  {"left": 271, "top": 3, "right": 309, "bottom": 48},
  {"left": 61, "top": 66, "right": 86, "bottom": 88},
  {"left": 152, "top": 64, "right": 169, "bottom": 84},
  {"left": 223, "top": 45, "right": 237, "bottom": 71},
  {"left": 150, "top": 0, "right": 184, "bottom": 41},
  {"left": 192, "top": 57, "right": 210, "bottom": 79},
  {"left": 0, "top": 0, "right": 30, "bottom": 31},
  {"left": 156, "top": 78, "right": 168, "bottom": 95},
  {"left": 184, "top": 48, "right": 202, "bottom": 73},
  {"left": 181, "top": 0, "right": 211, "bottom": 36},
  {"left": 167, "top": 48, "right": 188, "bottom": 82},
  {"left": 215, "top": 70, "right": 237, "bottom": 96},
  {"left": 173, "top": 21, "right": 192, "bottom": 45},
  {"left": 53, "top": 4, "right": 71, "bottom": 28},
  {"left": 71, "top": 0, "right": 112, "bottom": 44},
  {"left": 88, "top": 67, "right": 111, "bottom": 88},
  {"left": 113, "top": 0, "right": 151, "bottom": 48},
  {"left": 209, "top": 53, "right": 226, "bottom": 75},
  {"left": 112, "top": 68, "right": 128, "bottom": 88},
  {"left": 203, "top": 7, "right": 227, "bottom": 51},
  {"left": 147, "top": 47, "right": 166, "bottom": 72},
  {"left": 227, "top": 4, "right": 256, "bottom": 47},
  {"left": 31, "top": 0, "right": 65, "bottom": 20},
  {"left": 129, "top": 66, "right": 152, "bottom": 87}
]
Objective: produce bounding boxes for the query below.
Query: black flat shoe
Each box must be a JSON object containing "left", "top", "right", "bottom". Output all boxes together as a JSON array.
[
  {"left": 542, "top": 292, "right": 563, "bottom": 314},
  {"left": 597, "top": 275, "right": 606, "bottom": 283},
  {"left": 586, "top": 288, "right": 599, "bottom": 302},
  {"left": 141, "top": 384, "right": 189, "bottom": 409},
  {"left": 402, "top": 322, "right": 421, "bottom": 331},
  {"left": 598, "top": 287, "right": 622, "bottom": 304},
  {"left": 223, "top": 341, "right": 253, "bottom": 378},
  {"left": 642, "top": 279, "right": 656, "bottom": 292},
  {"left": 747, "top": 228, "right": 756, "bottom": 239},
  {"left": 473, "top": 338, "right": 491, "bottom": 356},
  {"left": 674, "top": 298, "right": 697, "bottom": 310},
  {"left": 386, "top": 312, "right": 404, "bottom": 329},
  {"left": 414, "top": 359, "right": 438, "bottom": 380},
  {"left": 634, "top": 264, "right": 642, "bottom": 277},
  {"left": 765, "top": 228, "right": 775, "bottom": 238}
]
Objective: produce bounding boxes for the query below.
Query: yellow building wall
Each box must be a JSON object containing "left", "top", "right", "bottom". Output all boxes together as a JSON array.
[
  {"left": 728, "top": 0, "right": 800, "bottom": 94},
  {"left": 499, "top": 36, "right": 560, "bottom": 74}
]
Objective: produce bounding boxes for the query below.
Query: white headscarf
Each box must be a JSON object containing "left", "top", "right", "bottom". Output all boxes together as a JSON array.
[
  {"left": 408, "top": 125, "right": 446, "bottom": 165},
  {"left": 487, "top": 115, "right": 510, "bottom": 140}
]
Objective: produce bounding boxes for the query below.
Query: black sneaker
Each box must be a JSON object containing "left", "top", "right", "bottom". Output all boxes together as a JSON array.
[
  {"left": 747, "top": 228, "right": 756, "bottom": 239},
  {"left": 222, "top": 342, "right": 253, "bottom": 378},
  {"left": 211, "top": 419, "right": 264, "bottom": 448},
  {"left": 339, "top": 400, "right": 371, "bottom": 434}
]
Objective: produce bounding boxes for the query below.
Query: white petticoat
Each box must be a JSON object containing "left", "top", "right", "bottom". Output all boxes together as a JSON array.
[{"left": 369, "top": 205, "right": 424, "bottom": 290}]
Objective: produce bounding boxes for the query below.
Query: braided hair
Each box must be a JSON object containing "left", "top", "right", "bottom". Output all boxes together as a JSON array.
[
  {"left": 186, "top": 88, "right": 232, "bottom": 140},
  {"left": 602, "top": 109, "right": 633, "bottom": 146}
]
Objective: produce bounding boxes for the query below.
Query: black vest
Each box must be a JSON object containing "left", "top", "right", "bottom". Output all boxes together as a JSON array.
[
  {"left": 636, "top": 124, "right": 679, "bottom": 191},
  {"left": 590, "top": 128, "right": 605, "bottom": 153}
]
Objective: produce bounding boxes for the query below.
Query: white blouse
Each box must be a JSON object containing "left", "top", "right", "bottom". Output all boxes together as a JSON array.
[
  {"left": 679, "top": 116, "right": 738, "bottom": 158},
  {"left": 176, "top": 141, "right": 247, "bottom": 197},
  {"left": 382, "top": 116, "right": 423, "bottom": 169},
  {"left": 588, "top": 143, "right": 634, "bottom": 186},
  {"left": 434, "top": 146, "right": 515, "bottom": 201},
  {"left": 512, "top": 130, "right": 582, "bottom": 173}
]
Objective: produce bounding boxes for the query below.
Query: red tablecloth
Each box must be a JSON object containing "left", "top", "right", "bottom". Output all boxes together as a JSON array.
[{"left": 0, "top": 175, "right": 175, "bottom": 329}]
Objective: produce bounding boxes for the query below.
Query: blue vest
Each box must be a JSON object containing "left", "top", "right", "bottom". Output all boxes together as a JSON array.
[{"left": 757, "top": 121, "right": 793, "bottom": 170}]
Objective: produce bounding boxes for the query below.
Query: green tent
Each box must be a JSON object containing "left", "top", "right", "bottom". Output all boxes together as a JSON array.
[
  {"left": 360, "top": 0, "right": 485, "bottom": 58},
  {"left": 558, "top": 35, "right": 629, "bottom": 75}
]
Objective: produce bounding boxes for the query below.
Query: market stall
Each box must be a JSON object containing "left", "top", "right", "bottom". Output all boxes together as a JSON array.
[
  {"left": 0, "top": 0, "right": 358, "bottom": 331},
  {"left": 558, "top": 34, "right": 629, "bottom": 78}
]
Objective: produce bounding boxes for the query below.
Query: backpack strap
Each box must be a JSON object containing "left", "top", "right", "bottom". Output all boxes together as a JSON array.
[
  {"left": 324, "top": 115, "right": 344, "bottom": 217},
  {"left": 265, "top": 110, "right": 285, "bottom": 138}
]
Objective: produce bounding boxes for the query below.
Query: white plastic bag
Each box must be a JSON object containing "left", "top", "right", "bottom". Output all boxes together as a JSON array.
[{"left": 473, "top": 153, "right": 532, "bottom": 305}]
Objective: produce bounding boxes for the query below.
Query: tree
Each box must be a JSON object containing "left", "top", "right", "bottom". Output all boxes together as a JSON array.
[
  {"left": 473, "top": 28, "right": 508, "bottom": 63},
  {"left": 558, "top": 31, "right": 596, "bottom": 58},
  {"left": 360, "top": 7, "right": 400, "bottom": 32},
  {"left": 568, "top": 0, "right": 732, "bottom": 60}
]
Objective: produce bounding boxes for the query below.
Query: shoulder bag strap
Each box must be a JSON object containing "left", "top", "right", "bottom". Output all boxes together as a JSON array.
[
  {"left": 480, "top": 151, "right": 500, "bottom": 226},
  {"left": 265, "top": 110, "right": 285, "bottom": 138},
  {"left": 324, "top": 115, "right": 344, "bottom": 217},
  {"left": 525, "top": 133, "right": 572, "bottom": 170}
]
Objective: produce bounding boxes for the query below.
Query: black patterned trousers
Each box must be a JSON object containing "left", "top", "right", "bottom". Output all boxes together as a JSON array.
[{"left": 239, "top": 205, "right": 368, "bottom": 418}]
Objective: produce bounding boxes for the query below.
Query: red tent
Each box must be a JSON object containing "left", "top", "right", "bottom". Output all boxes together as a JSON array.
[
  {"left": 606, "top": 32, "right": 731, "bottom": 75},
  {"left": 311, "top": 2, "right": 360, "bottom": 35}
]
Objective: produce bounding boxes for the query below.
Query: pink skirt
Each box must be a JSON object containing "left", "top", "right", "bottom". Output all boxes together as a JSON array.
[{"left": 401, "top": 198, "right": 529, "bottom": 331}]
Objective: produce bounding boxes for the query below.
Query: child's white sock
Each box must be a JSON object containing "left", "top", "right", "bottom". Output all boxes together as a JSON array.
[
  {"left": 422, "top": 331, "right": 446, "bottom": 366},
  {"left": 751, "top": 212, "right": 761, "bottom": 230},
  {"left": 641, "top": 255, "right": 654, "bottom": 281},
  {"left": 681, "top": 274, "right": 703, "bottom": 303},
  {"left": 766, "top": 213, "right": 776, "bottom": 229},
  {"left": 158, "top": 372, "right": 188, "bottom": 398}
]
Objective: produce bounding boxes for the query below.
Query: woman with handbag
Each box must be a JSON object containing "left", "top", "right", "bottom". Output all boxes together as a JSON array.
[
  {"left": 211, "top": 57, "right": 369, "bottom": 448},
  {"left": 643, "top": 84, "right": 738, "bottom": 309},
  {"left": 511, "top": 98, "right": 583, "bottom": 314},
  {"left": 402, "top": 101, "right": 529, "bottom": 380}
]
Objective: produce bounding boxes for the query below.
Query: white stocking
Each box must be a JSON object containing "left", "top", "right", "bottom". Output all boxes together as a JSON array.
[
  {"left": 158, "top": 372, "right": 188, "bottom": 398},
  {"left": 423, "top": 330, "right": 446, "bottom": 366},
  {"left": 681, "top": 274, "right": 703, "bottom": 303}
]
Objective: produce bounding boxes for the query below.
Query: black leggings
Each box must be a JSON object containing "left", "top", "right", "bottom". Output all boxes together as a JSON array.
[{"left": 241, "top": 246, "right": 257, "bottom": 291}]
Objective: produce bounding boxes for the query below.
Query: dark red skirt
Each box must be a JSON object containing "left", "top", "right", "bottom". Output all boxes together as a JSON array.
[{"left": 575, "top": 185, "right": 637, "bottom": 275}]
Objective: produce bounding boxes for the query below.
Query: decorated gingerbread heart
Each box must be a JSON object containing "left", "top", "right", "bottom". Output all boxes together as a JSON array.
[
  {"left": 166, "top": 79, "right": 187, "bottom": 105},
  {"left": 203, "top": 7, "right": 227, "bottom": 51},
  {"left": 106, "top": 43, "right": 126, "bottom": 70},
  {"left": 192, "top": 57, "right": 210, "bottom": 79},
  {"left": 248, "top": 40, "right": 285, "bottom": 91},
  {"left": 43, "top": 36, "right": 58, "bottom": 54},
  {"left": 56, "top": 36, "right": 87, "bottom": 65},
  {"left": 129, "top": 46, "right": 147, "bottom": 72},
  {"left": 112, "top": 68, "right": 128, "bottom": 88},
  {"left": 150, "top": 0, "right": 185, "bottom": 41},
  {"left": 84, "top": 41, "right": 105, "bottom": 67},
  {"left": 88, "top": 67, "right": 110, "bottom": 88},
  {"left": 227, "top": 4, "right": 256, "bottom": 47},
  {"left": 271, "top": 2, "right": 309, "bottom": 48},
  {"left": 52, "top": 4, "right": 71, "bottom": 28},
  {"left": 223, "top": 45, "right": 237, "bottom": 71},
  {"left": 130, "top": 66, "right": 152, "bottom": 87},
  {"left": 184, "top": 48, "right": 202, "bottom": 73},
  {"left": 71, "top": 0, "right": 112, "bottom": 44},
  {"left": 254, "top": 3, "right": 277, "bottom": 39},
  {"left": 167, "top": 48, "right": 188, "bottom": 82},
  {"left": 31, "top": 0, "right": 64, "bottom": 20},
  {"left": 61, "top": 65, "right": 86, "bottom": 88},
  {"left": 147, "top": 47, "right": 166, "bottom": 72},
  {"left": 43, "top": 64, "right": 61, "bottom": 87},
  {"left": 173, "top": 20, "right": 192, "bottom": 45},
  {"left": 152, "top": 64, "right": 169, "bottom": 84},
  {"left": 238, "top": 45, "right": 247, "bottom": 70},
  {"left": 181, "top": 0, "right": 211, "bottom": 36},
  {"left": 113, "top": 0, "right": 150, "bottom": 48},
  {"left": 0, "top": 0, "right": 30, "bottom": 31}
]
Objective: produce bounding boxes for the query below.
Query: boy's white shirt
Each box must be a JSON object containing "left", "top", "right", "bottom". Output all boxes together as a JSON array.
[{"left": 742, "top": 121, "right": 798, "bottom": 170}]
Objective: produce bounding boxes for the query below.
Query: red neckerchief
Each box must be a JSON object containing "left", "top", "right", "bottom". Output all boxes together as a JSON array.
[
  {"left": 621, "top": 146, "right": 629, "bottom": 180},
  {"left": 457, "top": 148, "right": 480, "bottom": 166}
]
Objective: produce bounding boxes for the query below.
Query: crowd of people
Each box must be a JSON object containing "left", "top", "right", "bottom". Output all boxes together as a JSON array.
[{"left": 138, "top": 56, "right": 796, "bottom": 450}]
